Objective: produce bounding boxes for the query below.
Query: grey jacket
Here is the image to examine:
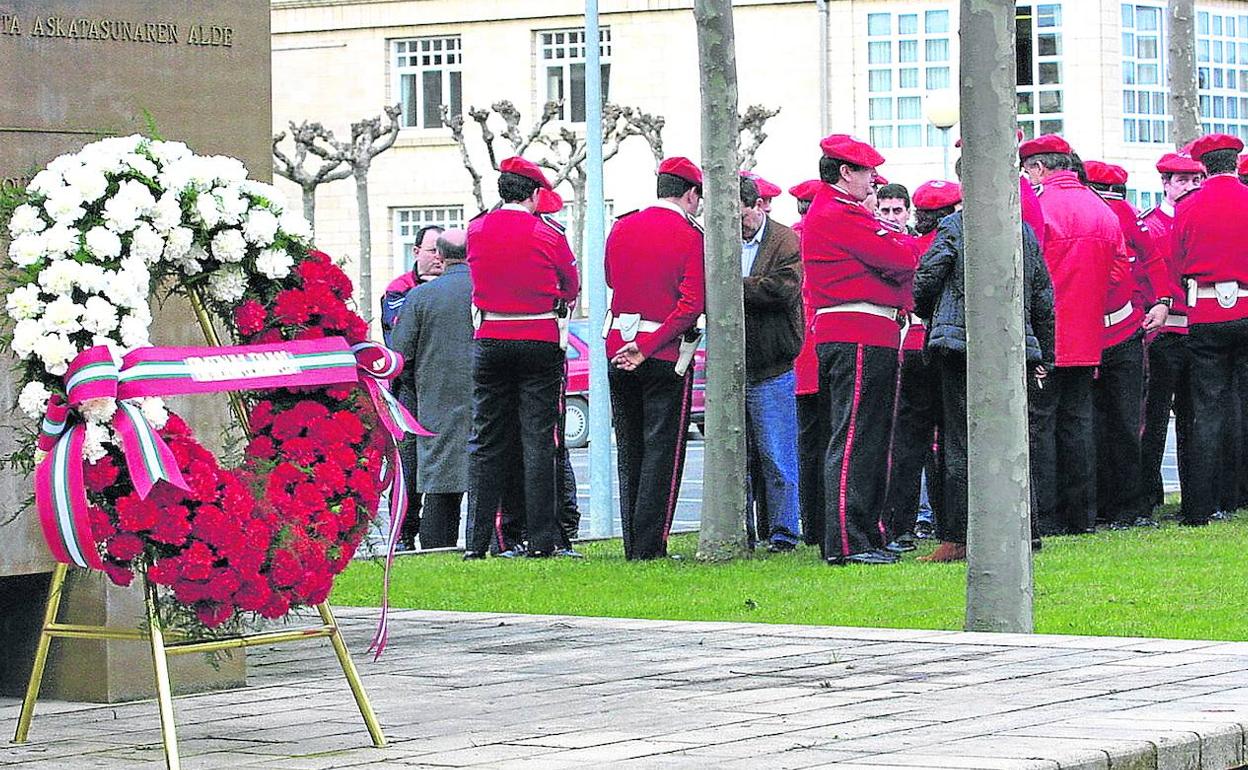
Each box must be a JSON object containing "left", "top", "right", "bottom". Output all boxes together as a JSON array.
[
  {"left": 912, "top": 212, "right": 1056, "bottom": 365},
  {"left": 390, "top": 263, "right": 474, "bottom": 493}
]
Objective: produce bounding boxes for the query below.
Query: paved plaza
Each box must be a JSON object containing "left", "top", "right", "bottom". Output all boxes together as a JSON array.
[{"left": 4, "top": 608, "right": 1248, "bottom": 769}]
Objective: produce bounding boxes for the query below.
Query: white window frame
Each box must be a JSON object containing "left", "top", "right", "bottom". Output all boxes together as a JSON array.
[
  {"left": 538, "top": 27, "right": 611, "bottom": 123},
  {"left": 1196, "top": 8, "right": 1248, "bottom": 140},
  {"left": 392, "top": 36, "right": 463, "bottom": 130},
  {"left": 392, "top": 206, "right": 465, "bottom": 272},
  {"left": 1122, "top": 3, "right": 1169, "bottom": 144},
  {"left": 865, "top": 8, "right": 954, "bottom": 150},
  {"left": 1016, "top": 3, "right": 1065, "bottom": 140}
]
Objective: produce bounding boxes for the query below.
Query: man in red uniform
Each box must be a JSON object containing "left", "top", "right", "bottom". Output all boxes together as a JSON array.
[
  {"left": 605, "top": 157, "right": 705, "bottom": 560},
  {"left": 1021, "top": 135, "right": 1122, "bottom": 536},
  {"left": 789, "top": 179, "right": 826, "bottom": 546},
  {"left": 1084, "top": 161, "right": 1175, "bottom": 529},
  {"left": 1139, "top": 152, "right": 1202, "bottom": 513},
  {"left": 802, "top": 135, "right": 917, "bottom": 565},
  {"left": 1173, "top": 133, "right": 1248, "bottom": 526},
  {"left": 463, "top": 157, "right": 580, "bottom": 559}
]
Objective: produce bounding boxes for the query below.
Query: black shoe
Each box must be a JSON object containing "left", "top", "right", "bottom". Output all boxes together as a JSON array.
[
  {"left": 884, "top": 537, "right": 917, "bottom": 554},
  {"left": 462, "top": 550, "right": 486, "bottom": 561},
  {"left": 1132, "top": 516, "right": 1159, "bottom": 528},
  {"left": 526, "top": 549, "right": 552, "bottom": 558},
  {"left": 766, "top": 540, "right": 797, "bottom": 553},
  {"left": 1212, "top": 510, "right": 1234, "bottom": 521},
  {"left": 1180, "top": 518, "right": 1210, "bottom": 527},
  {"left": 1031, "top": 537, "right": 1042, "bottom": 552},
  {"left": 553, "top": 548, "right": 585, "bottom": 558},
  {"left": 830, "top": 549, "right": 898, "bottom": 566},
  {"left": 914, "top": 521, "right": 935, "bottom": 540},
  {"left": 1108, "top": 521, "right": 1133, "bottom": 531},
  {"left": 495, "top": 548, "right": 525, "bottom": 558}
]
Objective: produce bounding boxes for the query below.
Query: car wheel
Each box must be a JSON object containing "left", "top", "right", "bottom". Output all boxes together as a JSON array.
[{"left": 564, "top": 396, "right": 590, "bottom": 449}]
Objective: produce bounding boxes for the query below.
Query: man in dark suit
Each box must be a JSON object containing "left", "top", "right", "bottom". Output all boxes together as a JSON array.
[
  {"left": 390, "top": 229, "right": 473, "bottom": 548},
  {"left": 739, "top": 175, "right": 804, "bottom": 551}
]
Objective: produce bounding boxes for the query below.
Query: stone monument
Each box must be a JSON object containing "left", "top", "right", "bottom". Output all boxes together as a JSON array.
[{"left": 0, "top": 0, "right": 271, "bottom": 701}]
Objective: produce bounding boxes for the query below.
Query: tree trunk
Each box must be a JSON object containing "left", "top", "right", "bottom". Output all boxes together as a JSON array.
[
  {"left": 1168, "top": 0, "right": 1201, "bottom": 148},
  {"left": 694, "top": 0, "right": 748, "bottom": 561},
  {"left": 960, "top": 0, "right": 1034, "bottom": 633},
  {"left": 354, "top": 166, "right": 373, "bottom": 324},
  {"left": 302, "top": 185, "right": 316, "bottom": 231}
]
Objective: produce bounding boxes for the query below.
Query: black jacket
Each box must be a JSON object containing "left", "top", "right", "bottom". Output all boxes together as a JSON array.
[
  {"left": 912, "top": 212, "right": 1055, "bottom": 366},
  {"left": 743, "top": 218, "right": 804, "bottom": 384}
]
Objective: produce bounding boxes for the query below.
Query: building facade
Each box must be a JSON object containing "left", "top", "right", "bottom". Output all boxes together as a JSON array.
[{"left": 270, "top": 0, "right": 1248, "bottom": 319}]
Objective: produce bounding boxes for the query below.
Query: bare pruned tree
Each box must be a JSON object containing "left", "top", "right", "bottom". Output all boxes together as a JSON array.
[
  {"left": 737, "top": 104, "right": 782, "bottom": 171},
  {"left": 272, "top": 121, "right": 352, "bottom": 225}
]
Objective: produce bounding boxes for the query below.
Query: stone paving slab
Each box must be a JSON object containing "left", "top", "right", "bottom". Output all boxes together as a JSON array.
[{"left": 2, "top": 609, "right": 1248, "bottom": 768}]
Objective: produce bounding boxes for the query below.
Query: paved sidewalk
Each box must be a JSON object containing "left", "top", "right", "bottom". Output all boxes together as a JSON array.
[{"left": 4, "top": 609, "right": 1248, "bottom": 769}]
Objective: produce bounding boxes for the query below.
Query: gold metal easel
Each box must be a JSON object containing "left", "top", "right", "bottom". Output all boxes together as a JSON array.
[{"left": 12, "top": 289, "right": 387, "bottom": 769}]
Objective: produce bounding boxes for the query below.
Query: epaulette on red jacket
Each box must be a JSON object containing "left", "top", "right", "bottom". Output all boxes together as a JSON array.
[{"left": 539, "top": 213, "right": 566, "bottom": 233}]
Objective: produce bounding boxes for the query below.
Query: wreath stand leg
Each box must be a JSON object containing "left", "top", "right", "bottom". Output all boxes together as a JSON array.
[{"left": 13, "top": 568, "right": 387, "bottom": 769}]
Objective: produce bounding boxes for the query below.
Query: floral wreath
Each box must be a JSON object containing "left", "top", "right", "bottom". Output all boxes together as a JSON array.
[{"left": 4, "top": 135, "right": 417, "bottom": 641}]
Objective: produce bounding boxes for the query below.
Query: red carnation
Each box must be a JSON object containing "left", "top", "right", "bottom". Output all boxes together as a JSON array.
[
  {"left": 116, "top": 494, "right": 159, "bottom": 532},
  {"left": 103, "top": 562, "right": 135, "bottom": 587},
  {"left": 250, "top": 401, "right": 275, "bottom": 430},
  {"left": 84, "top": 455, "right": 121, "bottom": 493},
  {"left": 233, "top": 300, "right": 267, "bottom": 336},
  {"left": 282, "top": 437, "right": 321, "bottom": 465},
  {"left": 180, "top": 542, "right": 217, "bottom": 581},
  {"left": 147, "top": 559, "right": 179, "bottom": 585},
  {"left": 89, "top": 505, "right": 117, "bottom": 541},
  {"left": 163, "top": 414, "right": 192, "bottom": 437},
  {"left": 332, "top": 411, "right": 365, "bottom": 444},
  {"left": 195, "top": 602, "right": 233, "bottom": 628},
  {"left": 258, "top": 593, "right": 291, "bottom": 620},
  {"left": 269, "top": 550, "right": 303, "bottom": 588},
  {"left": 234, "top": 576, "right": 273, "bottom": 612},
  {"left": 106, "top": 532, "right": 145, "bottom": 561},
  {"left": 273, "top": 289, "right": 310, "bottom": 325},
  {"left": 150, "top": 504, "right": 192, "bottom": 545},
  {"left": 246, "top": 434, "right": 276, "bottom": 462},
  {"left": 205, "top": 567, "right": 242, "bottom": 603},
  {"left": 270, "top": 409, "right": 307, "bottom": 441},
  {"left": 173, "top": 579, "right": 209, "bottom": 604}
]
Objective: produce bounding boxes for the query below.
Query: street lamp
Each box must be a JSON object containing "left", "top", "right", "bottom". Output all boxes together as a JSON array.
[{"left": 925, "top": 91, "right": 960, "bottom": 180}]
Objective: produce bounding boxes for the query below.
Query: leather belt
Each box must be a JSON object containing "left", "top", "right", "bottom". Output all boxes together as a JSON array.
[
  {"left": 610, "top": 317, "right": 663, "bottom": 334},
  {"left": 471, "top": 305, "right": 567, "bottom": 349},
  {"left": 1103, "top": 301, "right": 1134, "bottom": 328},
  {"left": 1189, "top": 280, "right": 1248, "bottom": 309},
  {"left": 814, "top": 301, "right": 903, "bottom": 322}
]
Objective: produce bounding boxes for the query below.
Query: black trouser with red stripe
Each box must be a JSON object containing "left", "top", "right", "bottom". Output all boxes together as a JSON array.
[
  {"left": 1185, "top": 317, "right": 1248, "bottom": 523},
  {"left": 818, "top": 342, "right": 897, "bottom": 560},
  {"left": 465, "top": 339, "right": 565, "bottom": 555},
  {"left": 1140, "top": 332, "right": 1192, "bottom": 513},
  {"left": 884, "top": 349, "right": 940, "bottom": 542},
  {"left": 1029, "top": 365, "right": 1096, "bottom": 535},
  {"left": 1093, "top": 332, "right": 1146, "bottom": 526},
  {"left": 610, "top": 358, "right": 693, "bottom": 560},
  {"left": 797, "top": 391, "right": 828, "bottom": 546}
]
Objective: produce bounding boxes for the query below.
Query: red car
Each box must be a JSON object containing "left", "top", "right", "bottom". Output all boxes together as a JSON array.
[{"left": 564, "top": 320, "right": 706, "bottom": 448}]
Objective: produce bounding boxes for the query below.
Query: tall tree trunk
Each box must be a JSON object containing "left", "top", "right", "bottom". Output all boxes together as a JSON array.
[
  {"left": 694, "top": 0, "right": 748, "bottom": 561},
  {"left": 1168, "top": 0, "right": 1201, "bottom": 148},
  {"left": 960, "top": 0, "right": 1034, "bottom": 633},
  {"left": 302, "top": 185, "right": 316, "bottom": 231},
  {"left": 354, "top": 166, "right": 373, "bottom": 324}
]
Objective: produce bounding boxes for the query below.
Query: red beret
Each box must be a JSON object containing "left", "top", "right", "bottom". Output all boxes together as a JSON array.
[
  {"left": 499, "top": 156, "right": 552, "bottom": 190},
  {"left": 1083, "top": 160, "right": 1129, "bottom": 186},
  {"left": 954, "top": 129, "right": 1023, "bottom": 149},
  {"left": 535, "top": 188, "right": 564, "bottom": 214},
  {"left": 819, "top": 134, "right": 886, "bottom": 167},
  {"left": 911, "top": 180, "right": 963, "bottom": 210},
  {"left": 658, "top": 156, "right": 703, "bottom": 186},
  {"left": 788, "top": 179, "right": 823, "bottom": 202},
  {"left": 739, "top": 172, "right": 782, "bottom": 199},
  {"left": 1018, "top": 134, "right": 1072, "bottom": 160},
  {"left": 1156, "top": 153, "right": 1204, "bottom": 175},
  {"left": 1189, "top": 132, "right": 1245, "bottom": 160},
  {"left": 1240, "top": 155, "right": 1248, "bottom": 176},
  {"left": 873, "top": 173, "right": 890, "bottom": 186}
]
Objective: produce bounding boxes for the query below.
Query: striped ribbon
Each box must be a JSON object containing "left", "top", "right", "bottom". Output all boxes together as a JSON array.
[{"left": 35, "top": 338, "right": 428, "bottom": 653}]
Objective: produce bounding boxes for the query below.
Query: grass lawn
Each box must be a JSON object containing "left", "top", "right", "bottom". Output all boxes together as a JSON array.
[{"left": 332, "top": 512, "right": 1248, "bottom": 641}]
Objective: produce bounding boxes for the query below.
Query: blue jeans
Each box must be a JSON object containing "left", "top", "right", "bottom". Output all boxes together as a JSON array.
[{"left": 745, "top": 370, "right": 801, "bottom": 544}]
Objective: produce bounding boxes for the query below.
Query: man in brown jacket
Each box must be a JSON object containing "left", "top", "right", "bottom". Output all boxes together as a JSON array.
[{"left": 740, "top": 175, "right": 804, "bottom": 551}]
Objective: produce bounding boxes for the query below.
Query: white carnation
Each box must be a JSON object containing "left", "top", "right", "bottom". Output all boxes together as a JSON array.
[
  {"left": 75, "top": 263, "right": 107, "bottom": 293},
  {"left": 120, "top": 153, "right": 158, "bottom": 180},
  {"left": 85, "top": 226, "right": 122, "bottom": 259},
  {"left": 255, "top": 247, "right": 294, "bottom": 280},
  {"left": 129, "top": 224, "right": 164, "bottom": 263},
  {"left": 279, "top": 209, "right": 312, "bottom": 240},
  {"left": 138, "top": 397, "right": 169, "bottom": 430},
  {"left": 193, "top": 193, "right": 222, "bottom": 227},
  {"left": 39, "top": 260, "right": 82, "bottom": 295},
  {"left": 11, "top": 319, "right": 43, "bottom": 358},
  {"left": 151, "top": 194, "right": 183, "bottom": 233},
  {"left": 104, "top": 268, "right": 148, "bottom": 310},
  {"left": 118, "top": 313, "right": 150, "bottom": 350},
  {"left": 163, "top": 227, "right": 194, "bottom": 261},
  {"left": 82, "top": 421, "right": 111, "bottom": 465},
  {"left": 28, "top": 168, "right": 63, "bottom": 197},
  {"left": 42, "top": 223, "right": 79, "bottom": 258},
  {"left": 210, "top": 228, "right": 247, "bottom": 263},
  {"left": 216, "top": 189, "right": 248, "bottom": 225},
  {"left": 39, "top": 333, "right": 78, "bottom": 376},
  {"left": 149, "top": 140, "right": 190, "bottom": 168},
  {"left": 6, "top": 284, "right": 44, "bottom": 320},
  {"left": 81, "top": 296, "right": 119, "bottom": 334},
  {"left": 240, "top": 181, "right": 285, "bottom": 211},
  {"left": 79, "top": 397, "right": 117, "bottom": 424},
  {"left": 242, "top": 208, "right": 279, "bottom": 246},
  {"left": 62, "top": 164, "right": 108, "bottom": 203},
  {"left": 117, "top": 180, "right": 156, "bottom": 215},
  {"left": 208, "top": 156, "right": 248, "bottom": 184},
  {"left": 207, "top": 266, "right": 247, "bottom": 303},
  {"left": 102, "top": 194, "right": 141, "bottom": 234},
  {"left": 8, "top": 205, "right": 46, "bottom": 237},
  {"left": 17, "top": 381, "right": 52, "bottom": 420},
  {"left": 40, "top": 296, "right": 83, "bottom": 335},
  {"left": 43, "top": 188, "right": 86, "bottom": 225},
  {"left": 8, "top": 232, "right": 47, "bottom": 267}
]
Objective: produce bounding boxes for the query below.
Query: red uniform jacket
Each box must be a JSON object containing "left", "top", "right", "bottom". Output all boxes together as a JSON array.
[
  {"left": 467, "top": 206, "right": 580, "bottom": 343},
  {"left": 791, "top": 217, "right": 820, "bottom": 395},
  {"left": 1173, "top": 174, "right": 1248, "bottom": 324},
  {"left": 801, "top": 185, "right": 917, "bottom": 349},
  {"left": 1021, "top": 176, "right": 1046, "bottom": 255},
  {"left": 1100, "top": 196, "right": 1149, "bottom": 349},
  {"left": 604, "top": 202, "right": 705, "bottom": 362},
  {"left": 1036, "top": 170, "right": 1122, "bottom": 367},
  {"left": 902, "top": 229, "right": 938, "bottom": 351},
  {"left": 1140, "top": 202, "right": 1189, "bottom": 335}
]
